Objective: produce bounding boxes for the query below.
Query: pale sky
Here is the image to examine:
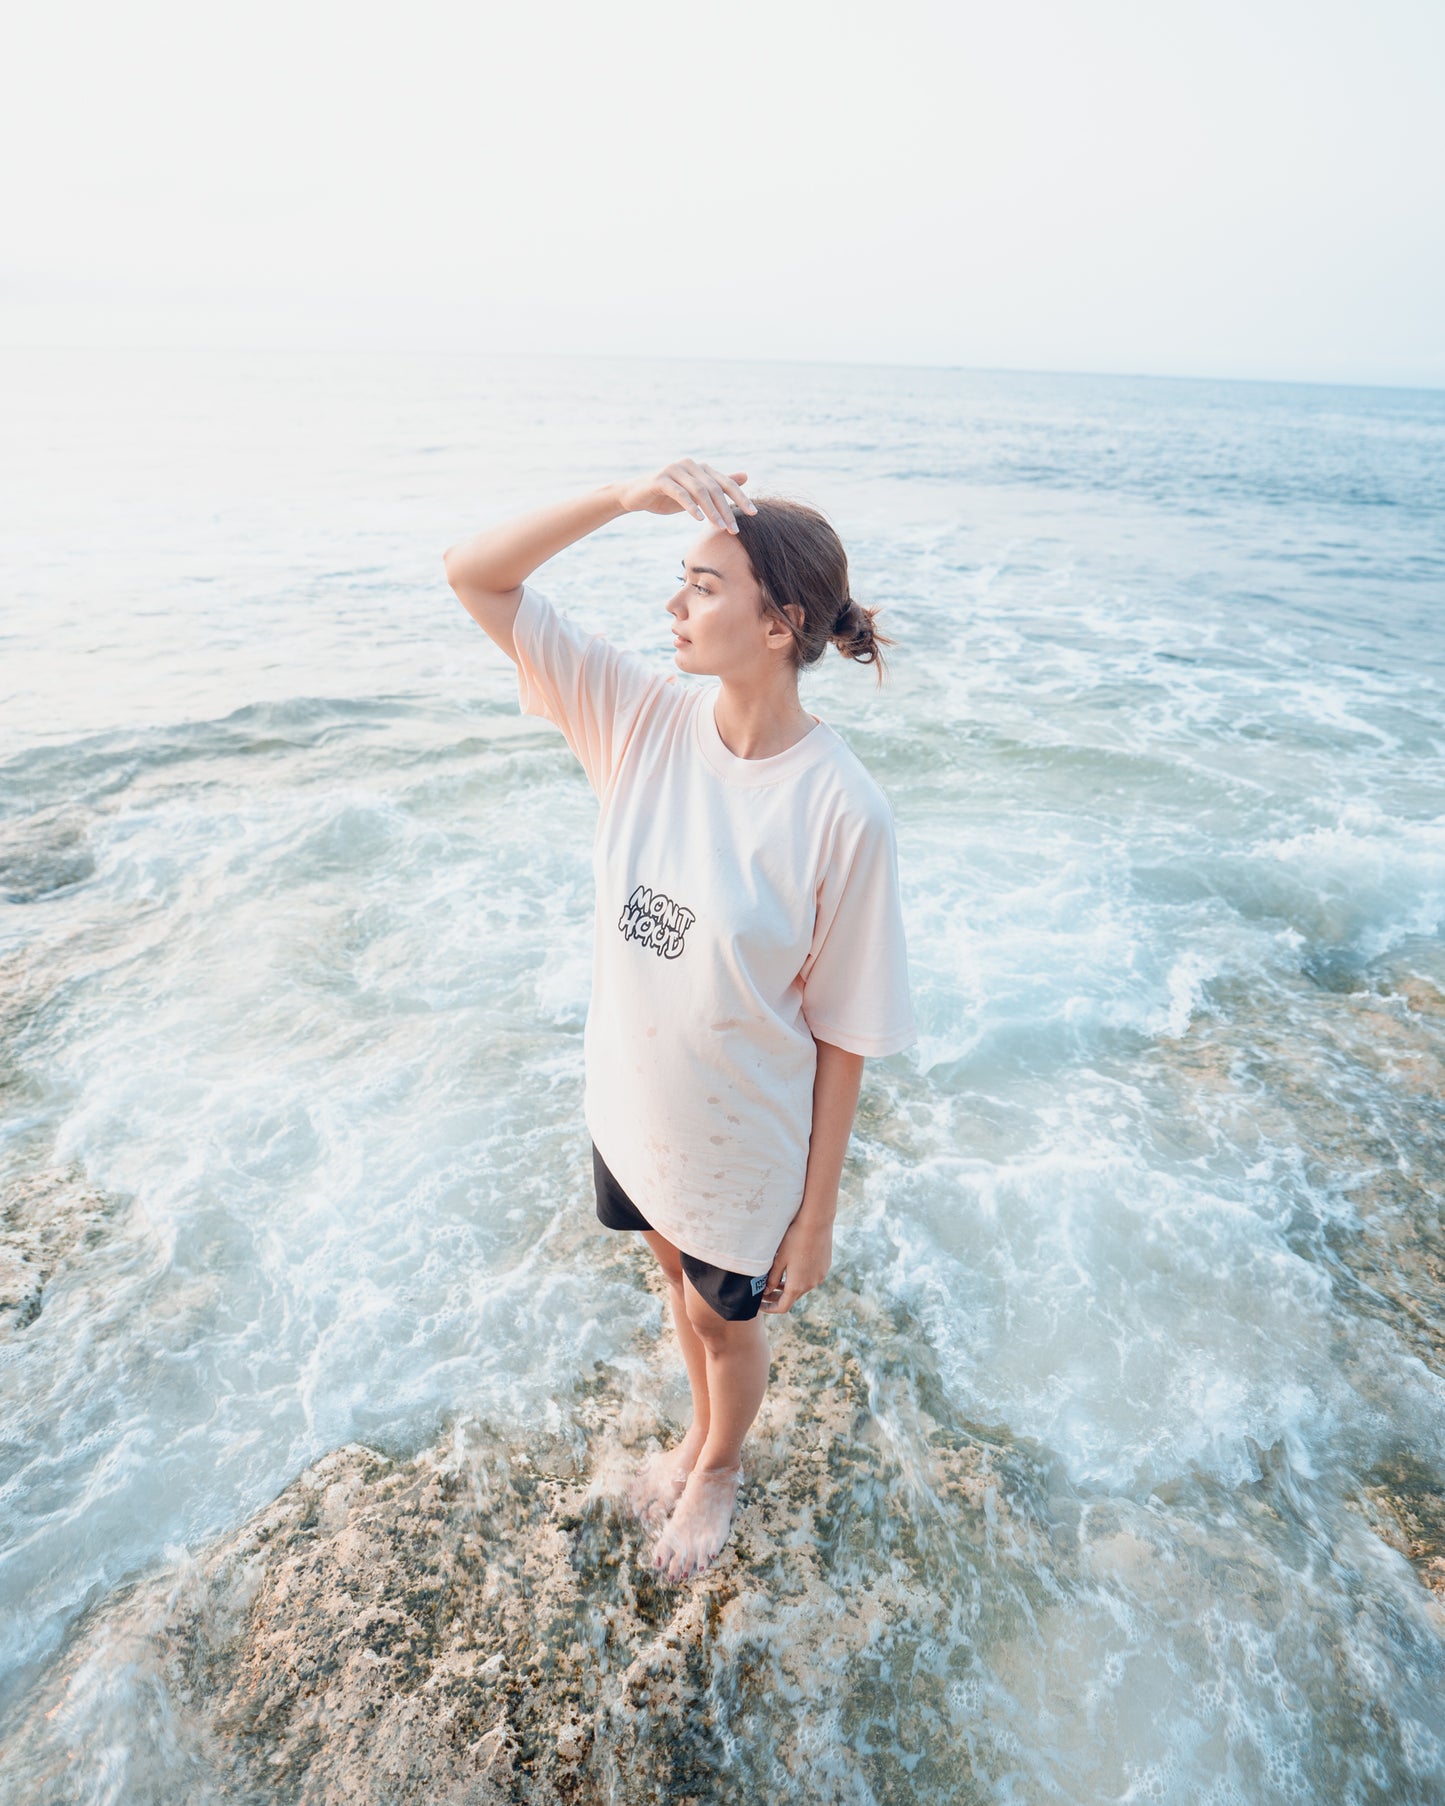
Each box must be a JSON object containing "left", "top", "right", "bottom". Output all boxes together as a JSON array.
[{"left": 3, "top": 0, "right": 1442, "bottom": 387}]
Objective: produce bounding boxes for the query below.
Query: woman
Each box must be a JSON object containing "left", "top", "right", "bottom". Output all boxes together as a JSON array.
[{"left": 443, "top": 457, "right": 916, "bottom": 1583}]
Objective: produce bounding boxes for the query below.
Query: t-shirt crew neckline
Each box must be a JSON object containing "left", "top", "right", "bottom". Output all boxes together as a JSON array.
[{"left": 694, "top": 685, "right": 835, "bottom": 787}]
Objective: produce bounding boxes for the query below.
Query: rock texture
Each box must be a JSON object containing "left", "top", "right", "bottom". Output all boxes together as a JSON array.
[
  {"left": 1149, "top": 964, "right": 1445, "bottom": 1601},
  {"left": 7, "top": 1283, "right": 1061, "bottom": 1804},
  {"left": 1, "top": 935, "right": 126, "bottom": 1334},
  {"left": 0, "top": 1164, "right": 118, "bottom": 1333}
]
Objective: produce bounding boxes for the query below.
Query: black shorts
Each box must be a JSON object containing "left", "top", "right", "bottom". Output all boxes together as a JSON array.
[{"left": 591, "top": 1140, "right": 768, "bottom": 1323}]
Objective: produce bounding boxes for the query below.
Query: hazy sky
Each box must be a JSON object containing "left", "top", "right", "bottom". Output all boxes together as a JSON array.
[{"left": 4, "top": 0, "right": 1441, "bottom": 386}]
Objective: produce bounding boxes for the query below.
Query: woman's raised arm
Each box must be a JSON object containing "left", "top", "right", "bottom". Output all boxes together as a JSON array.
[
  {"left": 443, "top": 481, "right": 626, "bottom": 663},
  {"left": 443, "top": 460, "right": 754, "bottom": 663}
]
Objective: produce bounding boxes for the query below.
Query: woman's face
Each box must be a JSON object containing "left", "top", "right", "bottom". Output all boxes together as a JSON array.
[{"left": 666, "top": 529, "right": 796, "bottom": 679}]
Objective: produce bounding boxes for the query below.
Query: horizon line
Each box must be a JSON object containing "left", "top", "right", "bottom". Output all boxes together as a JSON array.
[{"left": 2, "top": 340, "right": 1442, "bottom": 399}]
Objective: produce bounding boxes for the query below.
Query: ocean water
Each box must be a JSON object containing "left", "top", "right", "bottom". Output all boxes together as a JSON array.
[{"left": 1, "top": 348, "right": 1444, "bottom": 1801}]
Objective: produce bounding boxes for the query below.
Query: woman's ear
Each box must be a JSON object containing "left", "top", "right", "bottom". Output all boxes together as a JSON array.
[{"left": 766, "top": 601, "right": 805, "bottom": 647}]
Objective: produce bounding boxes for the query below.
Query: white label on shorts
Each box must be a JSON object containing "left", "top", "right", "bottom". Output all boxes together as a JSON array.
[{"left": 750, "top": 1273, "right": 767, "bottom": 1296}]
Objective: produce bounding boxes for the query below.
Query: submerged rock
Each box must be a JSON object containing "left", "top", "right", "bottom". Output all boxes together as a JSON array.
[
  {"left": 1150, "top": 959, "right": 1445, "bottom": 1369},
  {"left": 0, "top": 1164, "right": 118, "bottom": 1334},
  {"left": 4, "top": 1281, "right": 1058, "bottom": 1803},
  {"left": 0, "top": 806, "right": 96, "bottom": 904},
  {"left": 1350, "top": 1449, "right": 1445, "bottom": 1600},
  {"left": 1148, "top": 955, "right": 1445, "bottom": 1602}
]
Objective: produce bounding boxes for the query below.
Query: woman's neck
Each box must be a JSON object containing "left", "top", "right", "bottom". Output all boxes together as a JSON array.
[{"left": 712, "top": 682, "right": 819, "bottom": 760}]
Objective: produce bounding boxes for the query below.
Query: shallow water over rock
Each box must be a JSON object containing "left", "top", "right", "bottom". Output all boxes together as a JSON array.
[{"left": 8, "top": 1246, "right": 1442, "bottom": 1805}]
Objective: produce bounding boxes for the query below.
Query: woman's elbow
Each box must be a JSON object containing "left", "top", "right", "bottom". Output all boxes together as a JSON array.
[{"left": 443, "top": 544, "right": 480, "bottom": 600}]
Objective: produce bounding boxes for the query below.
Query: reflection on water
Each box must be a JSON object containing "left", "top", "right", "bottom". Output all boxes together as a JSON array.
[{"left": 1, "top": 350, "right": 1444, "bottom": 1801}]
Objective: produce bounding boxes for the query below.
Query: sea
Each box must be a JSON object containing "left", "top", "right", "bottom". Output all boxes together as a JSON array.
[{"left": 1, "top": 348, "right": 1443, "bottom": 1802}]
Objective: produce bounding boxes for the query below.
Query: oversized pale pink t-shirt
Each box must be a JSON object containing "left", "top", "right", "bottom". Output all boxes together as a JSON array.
[{"left": 512, "top": 581, "right": 917, "bottom": 1276}]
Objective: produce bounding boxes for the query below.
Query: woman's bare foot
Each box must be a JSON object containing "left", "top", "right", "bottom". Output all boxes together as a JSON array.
[
  {"left": 649, "top": 1463, "right": 743, "bottom": 1582},
  {"left": 626, "top": 1423, "right": 707, "bottom": 1529}
]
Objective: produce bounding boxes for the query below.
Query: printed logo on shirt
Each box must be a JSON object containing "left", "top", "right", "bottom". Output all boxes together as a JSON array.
[{"left": 618, "top": 882, "right": 696, "bottom": 960}]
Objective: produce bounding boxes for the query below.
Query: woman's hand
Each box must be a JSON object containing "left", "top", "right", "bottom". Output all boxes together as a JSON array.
[
  {"left": 616, "top": 458, "right": 757, "bottom": 534},
  {"left": 759, "top": 1211, "right": 833, "bottom": 1314}
]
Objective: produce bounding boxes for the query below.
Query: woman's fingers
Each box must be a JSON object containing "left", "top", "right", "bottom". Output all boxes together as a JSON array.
[
  {"left": 648, "top": 459, "right": 708, "bottom": 521},
  {"left": 669, "top": 458, "right": 756, "bottom": 533},
  {"left": 621, "top": 460, "right": 752, "bottom": 523},
  {"left": 659, "top": 477, "right": 696, "bottom": 516},
  {"left": 687, "top": 468, "right": 731, "bottom": 530},
  {"left": 706, "top": 483, "right": 744, "bottom": 533},
  {"left": 761, "top": 1272, "right": 811, "bottom": 1313},
  {"left": 760, "top": 1265, "right": 825, "bottom": 1312},
  {"left": 671, "top": 465, "right": 714, "bottom": 525},
  {"left": 718, "top": 470, "right": 756, "bottom": 515},
  {"left": 699, "top": 466, "right": 755, "bottom": 533}
]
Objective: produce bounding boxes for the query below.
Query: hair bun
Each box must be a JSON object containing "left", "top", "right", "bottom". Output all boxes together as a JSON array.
[{"left": 832, "top": 599, "right": 854, "bottom": 635}]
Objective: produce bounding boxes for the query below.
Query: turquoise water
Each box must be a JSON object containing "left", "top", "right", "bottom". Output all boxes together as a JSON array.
[{"left": 1, "top": 349, "right": 1444, "bottom": 1800}]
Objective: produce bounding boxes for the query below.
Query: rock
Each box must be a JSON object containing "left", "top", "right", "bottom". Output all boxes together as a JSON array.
[
  {"left": 0, "top": 1244, "right": 43, "bottom": 1329},
  {"left": 1347, "top": 1449, "right": 1445, "bottom": 1605},
  {"left": 0, "top": 1163, "right": 120, "bottom": 1335},
  {"left": 1147, "top": 956, "right": 1445, "bottom": 1605},
  {"left": 554, "top": 1721, "right": 587, "bottom": 1763},
  {"left": 0, "top": 1279, "right": 1053, "bottom": 1803},
  {"left": 0, "top": 806, "right": 96, "bottom": 904},
  {"left": 1148, "top": 959, "right": 1445, "bottom": 1375}
]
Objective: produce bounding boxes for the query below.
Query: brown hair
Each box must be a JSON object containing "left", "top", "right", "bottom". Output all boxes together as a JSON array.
[{"left": 732, "top": 494, "right": 895, "bottom": 685}]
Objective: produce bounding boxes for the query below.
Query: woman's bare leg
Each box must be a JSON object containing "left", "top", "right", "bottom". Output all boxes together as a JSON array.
[
  {"left": 650, "top": 1280, "right": 769, "bottom": 1581},
  {"left": 626, "top": 1228, "right": 713, "bottom": 1524}
]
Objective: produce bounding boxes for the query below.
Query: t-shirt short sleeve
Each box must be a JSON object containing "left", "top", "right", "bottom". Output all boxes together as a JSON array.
[
  {"left": 799, "top": 798, "right": 918, "bottom": 1058},
  {"left": 511, "top": 582, "right": 664, "bottom": 798}
]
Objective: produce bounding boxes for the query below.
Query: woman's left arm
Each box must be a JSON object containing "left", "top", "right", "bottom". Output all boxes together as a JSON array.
[{"left": 759, "top": 1039, "right": 866, "bottom": 1314}]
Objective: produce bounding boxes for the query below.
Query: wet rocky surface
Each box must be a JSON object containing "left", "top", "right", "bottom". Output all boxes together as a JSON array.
[
  {"left": 0, "top": 936, "right": 129, "bottom": 1334},
  {"left": 3, "top": 953, "right": 1444, "bottom": 1800},
  {"left": 0, "top": 805, "right": 97, "bottom": 905},
  {"left": 1145, "top": 955, "right": 1445, "bottom": 1603},
  {"left": 0, "top": 1163, "right": 120, "bottom": 1333},
  {"left": 3, "top": 1276, "right": 1061, "bottom": 1804}
]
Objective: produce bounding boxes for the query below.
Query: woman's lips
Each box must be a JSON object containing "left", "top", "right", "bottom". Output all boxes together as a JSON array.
[{"left": 672, "top": 631, "right": 689, "bottom": 644}]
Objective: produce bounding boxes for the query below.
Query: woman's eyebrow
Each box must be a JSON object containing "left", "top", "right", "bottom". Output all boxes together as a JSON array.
[{"left": 680, "top": 561, "right": 724, "bottom": 578}]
